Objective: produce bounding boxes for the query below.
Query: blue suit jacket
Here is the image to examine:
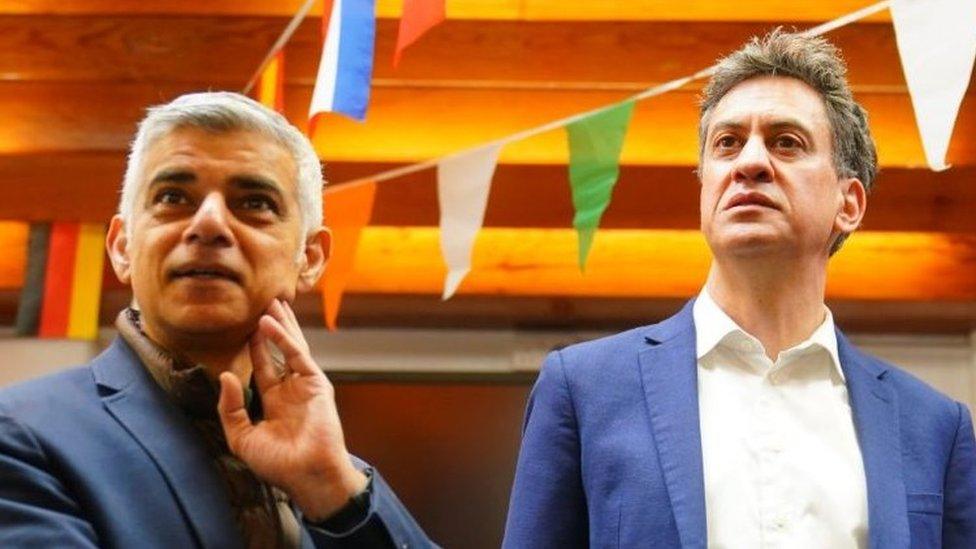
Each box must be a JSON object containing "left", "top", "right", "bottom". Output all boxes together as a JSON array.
[
  {"left": 503, "top": 301, "right": 976, "bottom": 548},
  {"left": 0, "top": 337, "right": 434, "bottom": 548}
]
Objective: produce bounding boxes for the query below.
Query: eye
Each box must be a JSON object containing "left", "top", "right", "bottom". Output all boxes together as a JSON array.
[
  {"left": 773, "top": 134, "right": 803, "bottom": 151},
  {"left": 240, "top": 195, "right": 279, "bottom": 214},
  {"left": 714, "top": 134, "right": 740, "bottom": 151},
  {"left": 153, "top": 188, "right": 189, "bottom": 206}
]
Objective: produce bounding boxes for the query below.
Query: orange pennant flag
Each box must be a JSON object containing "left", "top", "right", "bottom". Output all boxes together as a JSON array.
[
  {"left": 393, "top": 0, "right": 445, "bottom": 67},
  {"left": 322, "top": 181, "right": 377, "bottom": 330},
  {"left": 257, "top": 50, "right": 286, "bottom": 113}
]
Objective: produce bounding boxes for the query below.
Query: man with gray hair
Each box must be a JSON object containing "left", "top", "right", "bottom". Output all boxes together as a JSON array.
[
  {"left": 504, "top": 30, "right": 976, "bottom": 548},
  {"left": 0, "top": 92, "right": 434, "bottom": 548}
]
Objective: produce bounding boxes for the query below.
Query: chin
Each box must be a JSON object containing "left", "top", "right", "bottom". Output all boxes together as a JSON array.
[
  {"left": 164, "top": 303, "right": 256, "bottom": 335},
  {"left": 711, "top": 228, "right": 787, "bottom": 257}
]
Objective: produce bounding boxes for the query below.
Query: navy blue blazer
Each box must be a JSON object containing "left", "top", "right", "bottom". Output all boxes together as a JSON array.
[
  {"left": 0, "top": 337, "right": 434, "bottom": 548},
  {"left": 503, "top": 301, "right": 976, "bottom": 548}
]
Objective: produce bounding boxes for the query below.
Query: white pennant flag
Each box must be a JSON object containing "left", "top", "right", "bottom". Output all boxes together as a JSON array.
[
  {"left": 437, "top": 143, "right": 503, "bottom": 300},
  {"left": 891, "top": 0, "right": 976, "bottom": 171}
]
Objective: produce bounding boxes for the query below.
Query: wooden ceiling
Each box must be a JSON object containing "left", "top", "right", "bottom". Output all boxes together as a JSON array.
[{"left": 1, "top": 1, "right": 974, "bottom": 330}]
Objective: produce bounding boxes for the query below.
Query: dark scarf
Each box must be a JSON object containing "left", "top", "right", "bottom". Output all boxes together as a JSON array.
[{"left": 116, "top": 309, "right": 301, "bottom": 549}]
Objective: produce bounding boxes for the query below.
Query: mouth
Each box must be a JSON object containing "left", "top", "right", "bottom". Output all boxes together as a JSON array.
[
  {"left": 169, "top": 265, "right": 241, "bottom": 283},
  {"left": 725, "top": 192, "right": 780, "bottom": 211}
]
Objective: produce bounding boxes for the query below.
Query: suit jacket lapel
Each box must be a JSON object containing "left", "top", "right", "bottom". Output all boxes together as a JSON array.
[
  {"left": 837, "top": 331, "right": 910, "bottom": 549},
  {"left": 638, "top": 302, "right": 707, "bottom": 548},
  {"left": 92, "top": 338, "right": 243, "bottom": 549}
]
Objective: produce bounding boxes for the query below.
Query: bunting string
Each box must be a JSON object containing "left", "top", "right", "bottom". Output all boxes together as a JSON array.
[
  {"left": 238, "top": 0, "right": 972, "bottom": 322},
  {"left": 242, "top": 0, "right": 318, "bottom": 95},
  {"left": 324, "top": 0, "right": 893, "bottom": 190}
]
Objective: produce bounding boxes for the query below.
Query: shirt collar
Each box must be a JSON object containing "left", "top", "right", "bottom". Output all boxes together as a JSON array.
[{"left": 692, "top": 288, "right": 843, "bottom": 380}]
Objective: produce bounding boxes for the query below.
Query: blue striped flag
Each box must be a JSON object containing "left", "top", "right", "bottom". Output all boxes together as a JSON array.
[{"left": 309, "top": 0, "right": 376, "bottom": 126}]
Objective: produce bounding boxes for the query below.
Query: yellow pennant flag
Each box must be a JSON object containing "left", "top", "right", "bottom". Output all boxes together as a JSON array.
[{"left": 257, "top": 50, "right": 286, "bottom": 113}]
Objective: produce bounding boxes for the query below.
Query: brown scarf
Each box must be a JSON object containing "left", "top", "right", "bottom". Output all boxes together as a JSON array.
[{"left": 116, "top": 309, "right": 301, "bottom": 549}]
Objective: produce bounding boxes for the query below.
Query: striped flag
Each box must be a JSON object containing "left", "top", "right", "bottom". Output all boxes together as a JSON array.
[
  {"left": 16, "top": 222, "right": 106, "bottom": 340},
  {"left": 309, "top": 0, "right": 376, "bottom": 126}
]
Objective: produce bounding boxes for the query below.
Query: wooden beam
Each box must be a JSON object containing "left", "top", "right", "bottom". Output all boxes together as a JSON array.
[
  {"left": 1, "top": 153, "right": 974, "bottom": 233},
  {"left": 0, "top": 1, "right": 894, "bottom": 22},
  {"left": 0, "top": 289, "right": 969, "bottom": 333},
  {"left": 0, "top": 18, "right": 919, "bottom": 87},
  {"left": 0, "top": 82, "right": 971, "bottom": 168},
  {"left": 4, "top": 224, "right": 969, "bottom": 301},
  {"left": 339, "top": 228, "right": 976, "bottom": 301}
]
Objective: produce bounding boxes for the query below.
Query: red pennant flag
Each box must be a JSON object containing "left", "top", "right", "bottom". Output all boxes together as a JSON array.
[
  {"left": 322, "top": 181, "right": 377, "bottom": 330},
  {"left": 393, "top": 0, "right": 445, "bottom": 67}
]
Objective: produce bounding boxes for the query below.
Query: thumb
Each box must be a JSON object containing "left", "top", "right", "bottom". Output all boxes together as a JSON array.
[{"left": 217, "top": 372, "right": 253, "bottom": 452}]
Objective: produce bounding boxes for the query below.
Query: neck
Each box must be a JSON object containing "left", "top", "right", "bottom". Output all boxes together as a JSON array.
[
  {"left": 705, "top": 253, "right": 828, "bottom": 360},
  {"left": 141, "top": 321, "right": 254, "bottom": 384}
]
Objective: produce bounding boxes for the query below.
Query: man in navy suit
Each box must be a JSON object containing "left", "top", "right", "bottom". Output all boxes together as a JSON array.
[
  {"left": 504, "top": 30, "right": 976, "bottom": 548},
  {"left": 0, "top": 92, "right": 434, "bottom": 547}
]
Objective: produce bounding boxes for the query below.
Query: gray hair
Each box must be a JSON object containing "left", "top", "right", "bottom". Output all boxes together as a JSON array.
[
  {"left": 698, "top": 29, "right": 878, "bottom": 254},
  {"left": 121, "top": 91, "right": 323, "bottom": 238}
]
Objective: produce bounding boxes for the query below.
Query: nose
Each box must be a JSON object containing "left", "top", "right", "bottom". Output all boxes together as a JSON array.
[
  {"left": 184, "top": 192, "right": 235, "bottom": 247},
  {"left": 732, "top": 135, "right": 774, "bottom": 184}
]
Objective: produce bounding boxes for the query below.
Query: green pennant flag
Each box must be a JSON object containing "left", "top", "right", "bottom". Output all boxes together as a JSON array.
[{"left": 566, "top": 99, "right": 635, "bottom": 271}]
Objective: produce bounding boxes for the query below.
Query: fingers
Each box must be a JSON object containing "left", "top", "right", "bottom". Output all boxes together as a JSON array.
[
  {"left": 258, "top": 314, "right": 320, "bottom": 377},
  {"left": 216, "top": 372, "right": 254, "bottom": 454},
  {"left": 267, "top": 299, "right": 309, "bottom": 354},
  {"left": 249, "top": 331, "right": 279, "bottom": 394}
]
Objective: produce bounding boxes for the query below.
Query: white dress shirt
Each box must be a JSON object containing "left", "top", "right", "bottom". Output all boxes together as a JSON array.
[{"left": 694, "top": 289, "right": 868, "bottom": 548}]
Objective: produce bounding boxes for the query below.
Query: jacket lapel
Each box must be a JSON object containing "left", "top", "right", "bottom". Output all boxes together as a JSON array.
[
  {"left": 91, "top": 338, "right": 243, "bottom": 549},
  {"left": 837, "top": 331, "right": 910, "bottom": 549},
  {"left": 638, "top": 302, "right": 707, "bottom": 548}
]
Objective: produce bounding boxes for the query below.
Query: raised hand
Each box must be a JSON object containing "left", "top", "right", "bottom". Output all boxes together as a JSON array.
[{"left": 216, "top": 298, "right": 367, "bottom": 521}]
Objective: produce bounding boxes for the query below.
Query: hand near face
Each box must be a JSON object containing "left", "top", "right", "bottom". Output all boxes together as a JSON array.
[{"left": 216, "top": 298, "right": 367, "bottom": 521}]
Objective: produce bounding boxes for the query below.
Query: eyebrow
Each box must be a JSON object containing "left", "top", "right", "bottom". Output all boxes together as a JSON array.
[
  {"left": 147, "top": 169, "right": 285, "bottom": 200},
  {"left": 709, "top": 117, "right": 815, "bottom": 140},
  {"left": 149, "top": 168, "right": 196, "bottom": 186}
]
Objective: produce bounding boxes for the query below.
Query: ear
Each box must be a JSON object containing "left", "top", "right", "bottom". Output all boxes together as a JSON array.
[
  {"left": 835, "top": 177, "right": 867, "bottom": 235},
  {"left": 105, "top": 215, "right": 132, "bottom": 285},
  {"left": 297, "top": 227, "right": 330, "bottom": 293}
]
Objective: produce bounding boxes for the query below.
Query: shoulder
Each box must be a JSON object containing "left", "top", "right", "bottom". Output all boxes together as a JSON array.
[
  {"left": 551, "top": 302, "right": 694, "bottom": 382},
  {"left": 844, "top": 340, "right": 964, "bottom": 434},
  {"left": 541, "top": 325, "right": 652, "bottom": 389},
  {"left": 0, "top": 365, "right": 96, "bottom": 420}
]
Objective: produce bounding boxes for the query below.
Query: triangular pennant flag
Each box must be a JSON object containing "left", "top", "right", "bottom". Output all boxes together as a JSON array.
[
  {"left": 393, "top": 0, "right": 445, "bottom": 67},
  {"left": 322, "top": 181, "right": 377, "bottom": 330},
  {"left": 437, "top": 143, "right": 503, "bottom": 300},
  {"left": 15, "top": 223, "right": 50, "bottom": 336},
  {"left": 256, "top": 50, "right": 286, "bottom": 113},
  {"left": 566, "top": 99, "right": 635, "bottom": 270},
  {"left": 891, "top": 0, "right": 976, "bottom": 171},
  {"left": 309, "top": 0, "right": 377, "bottom": 126}
]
